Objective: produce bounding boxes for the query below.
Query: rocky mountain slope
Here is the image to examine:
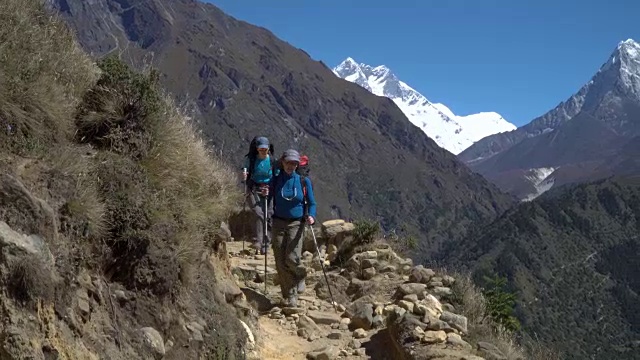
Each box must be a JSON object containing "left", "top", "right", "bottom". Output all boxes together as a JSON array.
[
  {"left": 458, "top": 39, "right": 640, "bottom": 200},
  {"left": 48, "top": 0, "right": 516, "bottom": 256},
  {"left": 333, "top": 58, "right": 516, "bottom": 155},
  {"left": 439, "top": 176, "right": 640, "bottom": 359}
]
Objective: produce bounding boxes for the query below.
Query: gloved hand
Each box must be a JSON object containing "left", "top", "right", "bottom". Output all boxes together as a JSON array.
[
  {"left": 241, "top": 169, "right": 248, "bottom": 182},
  {"left": 306, "top": 216, "right": 315, "bottom": 225},
  {"left": 259, "top": 184, "right": 269, "bottom": 196}
]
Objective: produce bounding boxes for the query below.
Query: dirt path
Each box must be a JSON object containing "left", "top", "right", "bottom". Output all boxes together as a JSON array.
[
  {"left": 226, "top": 241, "right": 370, "bottom": 360},
  {"left": 255, "top": 316, "right": 310, "bottom": 360},
  {"left": 224, "top": 229, "right": 486, "bottom": 360}
]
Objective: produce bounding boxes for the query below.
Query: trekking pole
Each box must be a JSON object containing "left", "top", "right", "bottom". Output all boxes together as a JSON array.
[
  {"left": 308, "top": 224, "right": 338, "bottom": 313},
  {"left": 263, "top": 195, "right": 269, "bottom": 294},
  {"left": 242, "top": 168, "right": 248, "bottom": 253}
]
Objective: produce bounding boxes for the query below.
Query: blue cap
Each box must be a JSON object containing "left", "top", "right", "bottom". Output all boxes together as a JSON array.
[{"left": 256, "top": 136, "right": 269, "bottom": 149}]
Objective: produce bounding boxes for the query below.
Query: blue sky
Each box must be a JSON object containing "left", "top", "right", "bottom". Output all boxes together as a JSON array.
[{"left": 208, "top": 0, "right": 639, "bottom": 127}]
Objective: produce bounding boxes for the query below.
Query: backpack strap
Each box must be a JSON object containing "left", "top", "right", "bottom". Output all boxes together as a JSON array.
[
  {"left": 247, "top": 155, "right": 256, "bottom": 189},
  {"left": 270, "top": 156, "right": 278, "bottom": 175},
  {"left": 300, "top": 175, "right": 309, "bottom": 218}
]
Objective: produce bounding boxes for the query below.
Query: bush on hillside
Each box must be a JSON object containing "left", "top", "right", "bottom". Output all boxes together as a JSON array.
[
  {"left": 482, "top": 275, "right": 521, "bottom": 333},
  {"left": 353, "top": 218, "right": 380, "bottom": 246},
  {"left": 71, "top": 55, "right": 241, "bottom": 295},
  {"left": 385, "top": 227, "right": 418, "bottom": 256}
]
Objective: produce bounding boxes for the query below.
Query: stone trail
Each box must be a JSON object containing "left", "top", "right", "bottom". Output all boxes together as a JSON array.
[{"left": 224, "top": 219, "right": 506, "bottom": 360}]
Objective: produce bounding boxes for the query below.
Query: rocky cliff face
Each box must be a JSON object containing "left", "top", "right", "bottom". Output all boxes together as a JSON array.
[{"left": 47, "top": 0, "right": 516, "bottom": 256}]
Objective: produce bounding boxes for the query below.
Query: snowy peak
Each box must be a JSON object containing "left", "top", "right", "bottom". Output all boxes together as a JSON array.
[
  {"left": 598, "top": 38, "right": 640, "bottom": 99},
  {"left": 333, "top": 58, "right": 372, "bottom": 92},
  {"left": 604, "top": 38, "right": 640, "bottom": 69},
  {"left": 617, "top": 38, "right": 640, "bottom": 56},
  {"left": 333, "top": 57, "right": 516, "bottom": 154}
]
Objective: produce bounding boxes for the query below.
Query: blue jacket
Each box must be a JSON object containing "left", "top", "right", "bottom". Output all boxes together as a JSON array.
[
  {"left": 242, "top": 155, "right": 278, "bottom": 184},
  {"left": 270, "top": 171, "right": 317, "bottom": 219}
]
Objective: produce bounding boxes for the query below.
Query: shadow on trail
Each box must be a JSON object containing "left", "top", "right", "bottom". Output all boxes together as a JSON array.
[{"left": 362, "top": 328, "right": 402, "bottom": 360}]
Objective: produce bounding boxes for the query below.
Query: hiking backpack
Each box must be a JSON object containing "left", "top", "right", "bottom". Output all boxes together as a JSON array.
[
  {"left": 245, "top": 136, "right": 276, "bottom": 187},
  {"left": 297, "top": 155, "right": 310, "bottom": 178}
]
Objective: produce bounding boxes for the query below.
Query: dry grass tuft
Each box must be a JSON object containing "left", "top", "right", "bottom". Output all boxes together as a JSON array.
[
  {"left": 47, "top": 146, "right": 108, "bottom": 240},
  {"left": 0, "top": 0, "right": 96, "bottom": 151},
  {"left": 5, "top": 253, "right": 55, "bottom": 305},
  {"left": 142, "top": 95, "right": 242, "bottom": 284}
]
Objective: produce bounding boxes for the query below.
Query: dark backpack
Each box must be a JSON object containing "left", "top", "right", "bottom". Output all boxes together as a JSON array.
[{"left": 245, "top": 136, "right": 276, "bottom": 187}]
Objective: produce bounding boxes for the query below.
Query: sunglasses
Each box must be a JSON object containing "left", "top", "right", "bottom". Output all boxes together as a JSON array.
[{"left": 257, "top": 148, "right": 269, "bottom": 152}]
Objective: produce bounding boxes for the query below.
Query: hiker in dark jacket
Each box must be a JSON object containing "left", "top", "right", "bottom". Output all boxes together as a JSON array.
[{"left": 269, "top": 149, "right": 316, "bottom": 307}]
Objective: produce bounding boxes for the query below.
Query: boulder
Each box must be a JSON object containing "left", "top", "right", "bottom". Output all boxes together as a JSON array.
[
  {"left": 440, "top": 311, "right": 468, "bottom": 334},
  {"left": 306, "top": 345, "right": 340, "bottom": 360},
  {"left": 321, "top": 219, "right": 355, "bottom": 247},
  {"left": 409, "top": 265, "right": 435, "bottom": 284},
  {"left": 307, "top": 311, "right": 341, "bottom": 325},
  {"left": 396, "top": 283, "right": 427, "bottom": 298},
  {"left": 139, "top": 327, "right": 165, "bottom": 358},
  {"left": 0, "top": 222, "right": 54, "bottom": 266},
  {"left": 345, "top": 300, "right": 374, "bottom": 330}
]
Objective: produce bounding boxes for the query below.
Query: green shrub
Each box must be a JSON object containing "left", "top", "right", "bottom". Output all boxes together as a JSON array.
[
  {"left": 482, "top": 275, "right": 521, "bottom": 333},
  {"left": 353, "top": 218, "right": 381, "bottom": 246}
]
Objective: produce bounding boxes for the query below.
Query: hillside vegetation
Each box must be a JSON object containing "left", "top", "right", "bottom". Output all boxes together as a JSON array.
[
  {"left": 440, "top": 176, "right": 640, "bottom": 359},
  {"left": 0, "top": 1, "right": 248, "bottom": 358}
]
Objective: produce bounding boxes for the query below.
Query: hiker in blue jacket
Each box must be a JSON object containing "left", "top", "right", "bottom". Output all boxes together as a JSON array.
[
  {"left": 241, "top": 136, "right": 278, "bottom": 255},
  {"left": 269, "top": 149, "right": 316, "bottom": 307}
]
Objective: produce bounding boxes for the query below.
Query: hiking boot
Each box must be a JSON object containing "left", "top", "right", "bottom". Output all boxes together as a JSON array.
[
  {"left": 260, "top": 242, "right": 270, "bottom": 255},
  {"left": 279, "top": 294, "right": 298, "bottom": 308},
  {"left": 286, "top": 294, "right": 298, "bottom": 308},
  {"left": 294, "top": 264, "right": 307, "bottom": 278},
  {"left": 297, "top": 279, "right": 306, "bottom": 294}
]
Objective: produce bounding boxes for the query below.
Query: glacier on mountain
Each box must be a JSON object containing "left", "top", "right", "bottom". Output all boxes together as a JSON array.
[{"left": 333, "top": 57, "right": 516, "bottom": 154}]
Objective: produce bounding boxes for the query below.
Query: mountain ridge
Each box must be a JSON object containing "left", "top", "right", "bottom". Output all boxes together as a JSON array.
[
  {"left": 333, "top": 57, "right": 516, "bottom": 155},
  {"left": 438, "top": 175, "right": 640, "bottom": 359}
]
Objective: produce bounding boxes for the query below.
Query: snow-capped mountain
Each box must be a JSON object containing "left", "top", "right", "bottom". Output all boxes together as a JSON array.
[
  {"left": 460, "top": 38, "right": 640, "bottom": 166},
  {"left": 333, "top": 57, "right": 516, "bottom": 154},
  {"left": 459, "top": 38, "right": 640, "bottom": 200}
]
